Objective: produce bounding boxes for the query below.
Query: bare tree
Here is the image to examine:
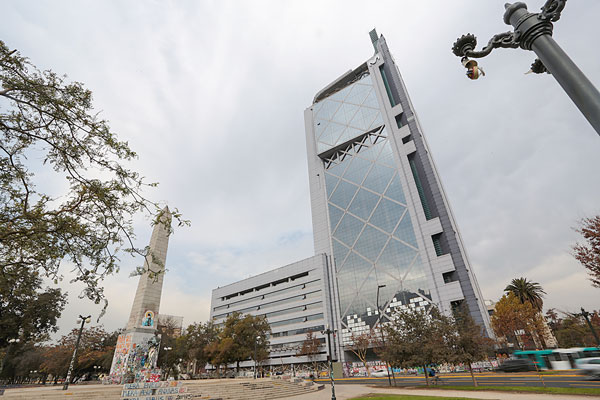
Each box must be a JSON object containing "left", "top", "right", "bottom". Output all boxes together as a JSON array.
[
  {"left": 297, "top": 331, "right": 321, "bottom": 377},
  {"left": 348, "top": 330, "right": 374, "bottom": 377},
  {"left": 574, "top": 216, "right": 600, "bottom": 288}
]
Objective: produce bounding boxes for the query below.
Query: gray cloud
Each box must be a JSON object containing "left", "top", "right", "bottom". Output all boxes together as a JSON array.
[{"left": 3, "top": 0, "right": 599, "bottom": 338}]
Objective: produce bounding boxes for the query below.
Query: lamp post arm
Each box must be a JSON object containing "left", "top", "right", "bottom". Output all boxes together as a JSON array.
[
  {"left": 452, "top": 1, "right": 600, "bottom": 137},
  {"left": 453, "top": 32, "right": 520, "bottom": 59}
]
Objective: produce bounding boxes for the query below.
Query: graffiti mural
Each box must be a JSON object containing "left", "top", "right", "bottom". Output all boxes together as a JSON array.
[{"left": 108, "top": 331, "right": 162, "bottom": 384}]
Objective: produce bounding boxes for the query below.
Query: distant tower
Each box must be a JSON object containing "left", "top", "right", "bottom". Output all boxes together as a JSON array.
[
  {"left": 126, "top": 207, "right": 172, "bottom": 331},
  {"left": 108, "top": 207, "right": 172, "bottom": 383}
]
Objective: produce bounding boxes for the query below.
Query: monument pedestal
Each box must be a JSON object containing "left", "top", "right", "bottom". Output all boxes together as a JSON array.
[{"left": 108, "top": 328, "right": 162, "bottom": 384}]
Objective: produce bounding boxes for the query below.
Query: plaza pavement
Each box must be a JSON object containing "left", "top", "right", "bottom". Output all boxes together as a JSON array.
[{"left": 2, "top": 381, "right": 598, "bottom": 399}]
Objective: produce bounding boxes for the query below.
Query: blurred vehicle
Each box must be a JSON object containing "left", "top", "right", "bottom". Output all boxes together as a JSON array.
[
  {"left": 513, "top": 347, "right": 600, "bottom": 370},
  {"left": 575, "top": 357, "right": 600, "bottom": 379},
  {"left": 496, "top": 359, "right": 535, "bottom": 372}
]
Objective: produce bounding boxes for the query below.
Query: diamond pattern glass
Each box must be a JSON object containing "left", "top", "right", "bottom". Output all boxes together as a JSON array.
[
  {"left": 332, "top": 238, "right": 350, "bottom": 271},
  {"left": 333, "top": 213, "right": 363, "bottom": 247},
  {"left": 328, "top": 203, "right": 344, "bottom": 231},
  {"left": 316, "top": 74, "right": 432, "bottom": 338},
  {"left": 377, "top": 238, "right": 417, "bottom": 281},
  {"left": 313, "top": 74, "right": 383, "bottom": 153},
  {"left": 348, "top": 189, "right": 379, "bottom": 221},
  {"left": 325, "top": 173, "right": 339, "bottom": 198},
  {"left": 363, "top": 163, "right": 394, "bottom": 194},
  {"left": 319, "top": 121, "right": 345, "bottom": 146},
  {"left": 384, "top": 174, "right": 407, "bottom": 205},
  {"left": 394, "top": 212, "right": 418, "bottom": 248},
  {"left": 331, "top": 103, "right": 359, "bottom": 126},
  {"left": 354, "top": 225, "right": 388, "bottom": 262},
  {"left": 369, "top": 198, "right": 406, "bottom": 233},
  {"left": 343, "top": 157, "right": 372, "bottom": 186},
  {"left": 329, "top": 180, "right": 358, "bottom": 209}
]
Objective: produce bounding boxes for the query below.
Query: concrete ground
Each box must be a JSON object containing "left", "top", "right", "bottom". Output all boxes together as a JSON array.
[
  {"left": 290, "top": 384, "right": 600, "bottom": 400},
  {"left": 2, "top": 381, "right": 598, "bottom": 399}
]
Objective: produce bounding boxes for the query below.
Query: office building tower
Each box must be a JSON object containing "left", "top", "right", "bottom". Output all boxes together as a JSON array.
[
  {"left": 209, "top": 31, "right": 492, "bottom": 368},
  {"left": 303, "top": 30, "right": 492, "bottom": 362}
]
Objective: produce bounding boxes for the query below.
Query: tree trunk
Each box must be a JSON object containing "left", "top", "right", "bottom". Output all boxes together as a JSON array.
[
  {"left": 363, "top": 360, "right": 370, "bottom": 377},
  {"left": 467, "top": 362, "right": 477, "bottom": 387},
  {"left": 423, "top": 365, "right": 430, "bottom": 386},
  {"left": 236, "top": 360, "right": 240, "bottom": 373}
]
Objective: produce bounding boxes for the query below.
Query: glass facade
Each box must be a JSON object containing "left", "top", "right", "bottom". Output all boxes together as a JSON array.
[{"left": 312, "top": 73, "right": 432, "bottom": 344}]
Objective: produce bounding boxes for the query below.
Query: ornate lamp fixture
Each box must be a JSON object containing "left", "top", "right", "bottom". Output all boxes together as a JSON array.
[{"left": 452, "top": 1, "right": 600, "bottom": 136}]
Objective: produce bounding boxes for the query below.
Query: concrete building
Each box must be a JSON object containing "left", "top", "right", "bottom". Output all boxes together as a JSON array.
[
  {"left": 209, "top": 255, "right": 331, "bottom": 368},
  {"left": 209, "top": 30, "right": 492, "bottom": 367},
  {"left": 304, "top": 30, "right": 492, "bottom": 362}
]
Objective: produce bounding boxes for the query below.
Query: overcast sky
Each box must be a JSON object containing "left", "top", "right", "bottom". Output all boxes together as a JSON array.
[{"left": 3, "top": 0, "right": 600, "bottom": 339}]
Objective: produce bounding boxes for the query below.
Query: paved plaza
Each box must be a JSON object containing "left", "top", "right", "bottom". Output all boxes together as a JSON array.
[{"left": 3, "top": 380, "right": 598, "bottom": 400}]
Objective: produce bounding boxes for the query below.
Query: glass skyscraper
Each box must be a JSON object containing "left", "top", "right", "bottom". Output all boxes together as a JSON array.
[{"left": 304, "top": 31, "right": 492, "bottom": 362}]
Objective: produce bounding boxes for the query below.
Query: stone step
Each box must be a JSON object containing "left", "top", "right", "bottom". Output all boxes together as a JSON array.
[{"left": 1, "top": 378, "right": 318, "bottom": 400}]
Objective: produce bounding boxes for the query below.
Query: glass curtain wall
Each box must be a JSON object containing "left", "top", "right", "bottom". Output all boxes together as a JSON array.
[{"left": 312, "top": 73, "right": 432, "bottom": 345}]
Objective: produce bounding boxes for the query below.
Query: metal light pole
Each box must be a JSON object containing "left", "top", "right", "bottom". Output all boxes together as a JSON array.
[
  {"left": 254, "top": 335, "right": 261, "bottom": 379},
  {"left": 580, "top": 308, "right": 600, "bottom": 346},
  {"left": 63, "top": 314, "right": 91, "bottom": 390},
  {"left": 163, "top": 347, "right": 172, "bottom": 380},
  {"left": 452, "top": 1, "right": 600, "bottom": 137},
  {"left": 376, "top": 285, "right": 395, "bottom": 386},
  {"left": 321, "top": 326, "right": 336, "bottom": 400}
]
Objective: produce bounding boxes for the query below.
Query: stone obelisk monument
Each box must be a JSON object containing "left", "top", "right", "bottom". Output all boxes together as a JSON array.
[{"left": 109, "top": 207, "right": 172, "bottom": 383}]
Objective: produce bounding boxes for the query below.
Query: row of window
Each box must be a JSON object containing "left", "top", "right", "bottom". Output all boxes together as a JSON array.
[
  {"left": 269, "top": 338, "right": 325, "bottom": 352},
  {"left": 212, "top": 291, "right": 322, "bottom": 321},
  {"left": 264, "top": 301, "right": 322, "bottom": 319},
  {"left": 270, "top": 324, "right": 325, "bottom": 338},
  {"left": 221, "top": 271, "right": 310, "bottom": 302},
  {"left": 213, "top": 280, "right": 321, "bottom": 312},
  {"left": 270, "top": 313, "right": 324, "bottom": 328}
]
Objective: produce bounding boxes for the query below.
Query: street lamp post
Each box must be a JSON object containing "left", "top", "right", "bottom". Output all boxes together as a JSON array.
[
  {"left": 580, "top": 308, "right": 600, "bottom": 346},
  {"left": 376, "top": 285, "right": 395, "bottom": 386},
  {"left": 163, "top": 347, "right": 173, "bottom": 380},
  {"left": 63, "top": 314, "right": 91, "bottom": 390},
  {"left": 93, "top": 365, "right": 101, "bottom": 380},
  {"left": 254, "top": 336, "right": 261, "bottom": 379},
  {"left": 452, "top": 1, "right": 600, "bottom": 137},
  {"left": 321, "top": 325, "right": 336, "bottom": 400}
]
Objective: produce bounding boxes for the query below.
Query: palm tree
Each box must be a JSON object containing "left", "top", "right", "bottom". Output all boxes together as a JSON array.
[{"left": 504, "top": 277, "right": 546, "bottom": 312}]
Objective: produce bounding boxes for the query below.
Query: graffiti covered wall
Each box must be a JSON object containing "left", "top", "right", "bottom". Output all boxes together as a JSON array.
[{"left": 108, "top": 331, "right": 162, "bottom": 384}]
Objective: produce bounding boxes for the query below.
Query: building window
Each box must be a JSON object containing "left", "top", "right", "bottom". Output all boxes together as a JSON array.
[
  {"left": 442, "top": 271, "right": 458, "bottom": 284},
  {"left": 450, "top": 300, "right": 465, "bottom": 314},
  {"left": 395, "top": 113, "right": 404, "bottom": 129},
  {"left": 379, "top": 65, "right": 396, "bottom": 107},
  {"left": 408, "top": 156, "right": 433, "bottom": 220},
  {"left": 432, "top": 233, "right": 444, "bottom": 256}
]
